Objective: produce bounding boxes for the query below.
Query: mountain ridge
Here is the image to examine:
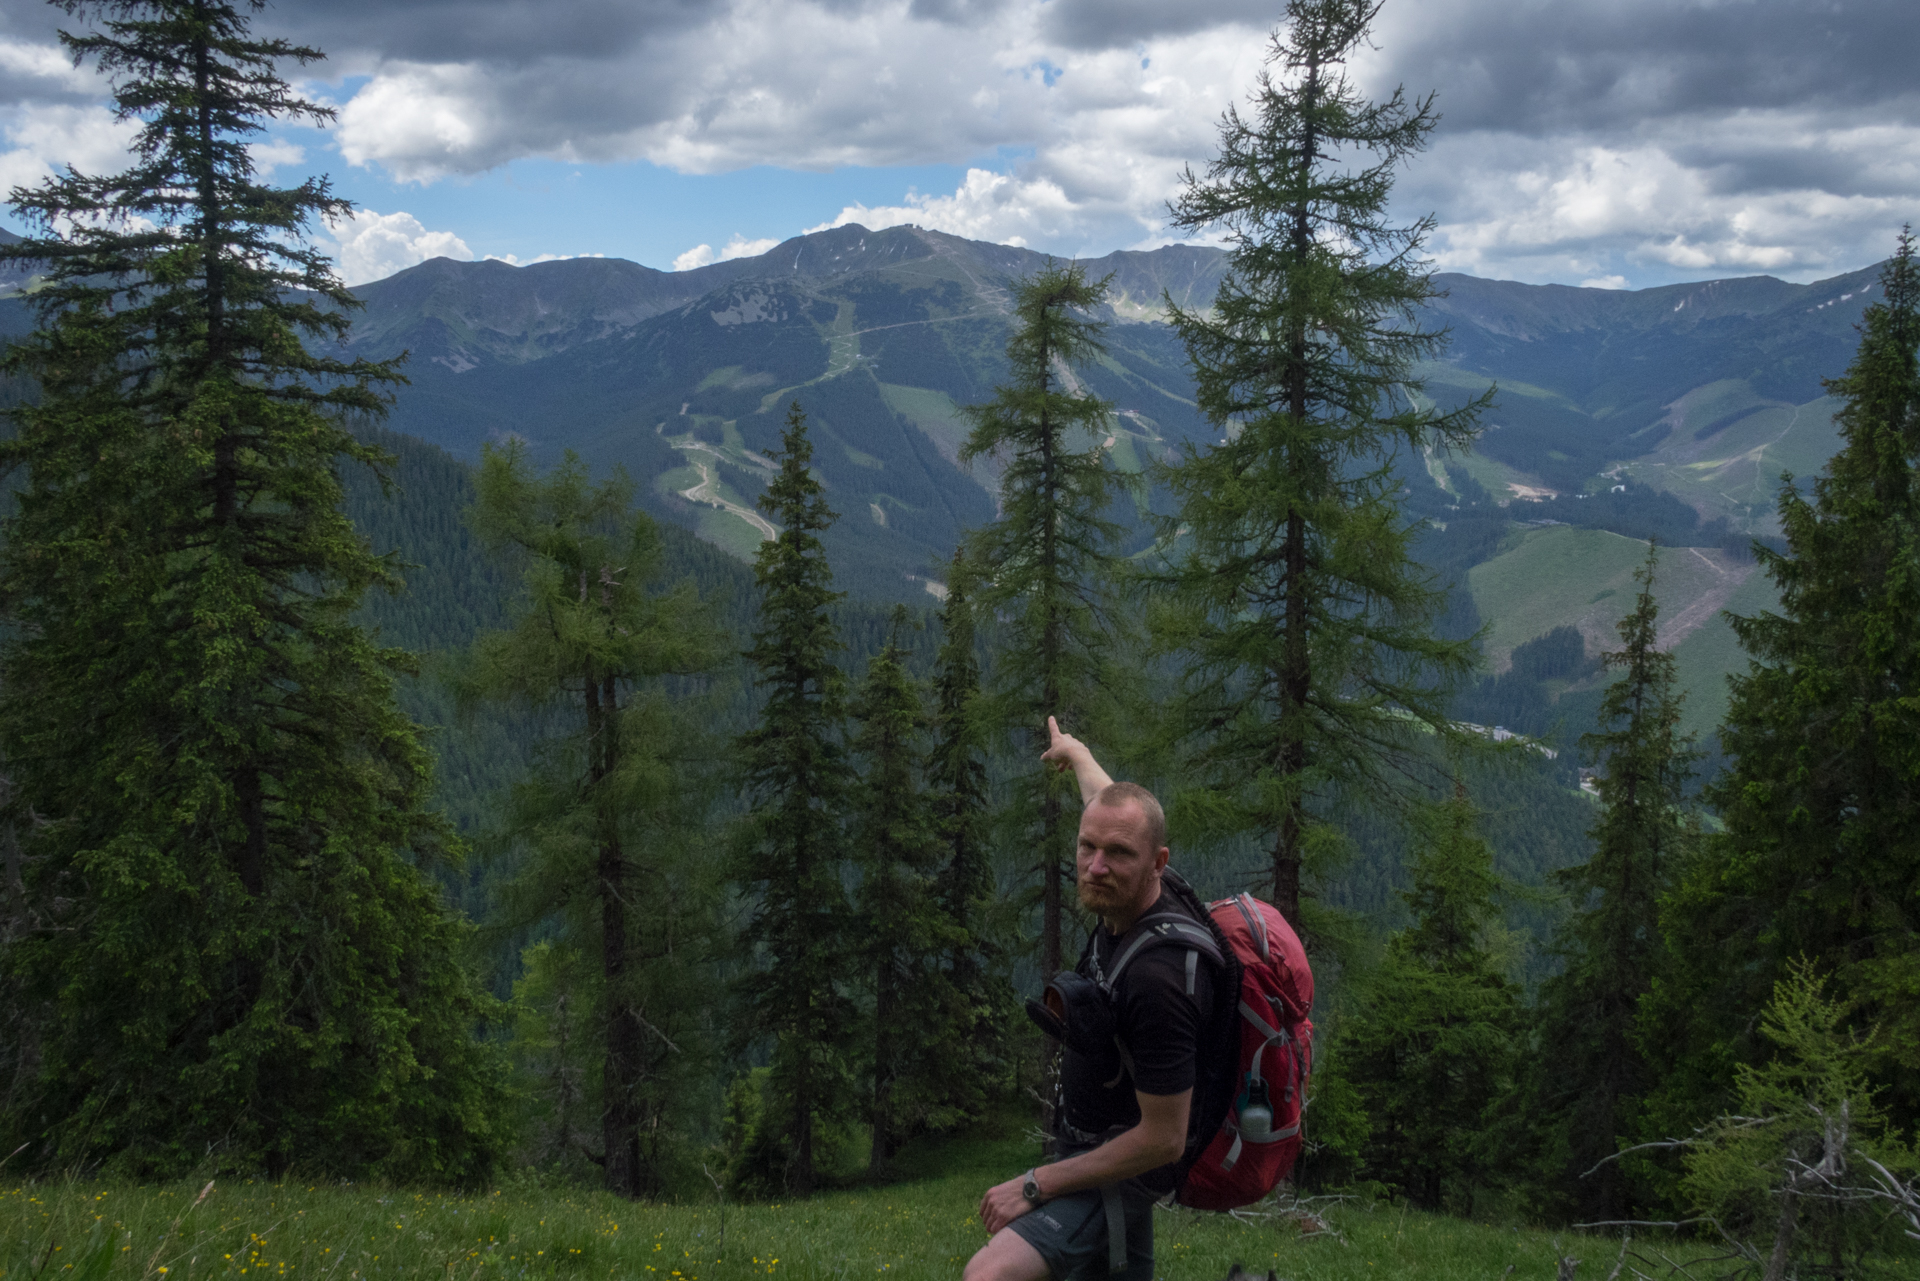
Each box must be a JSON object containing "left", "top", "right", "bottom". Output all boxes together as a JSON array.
[
  {"left": 344, "top": 224, "right": 1233, "bottom": 375},
  {"left": 0, "top": 220, "right": 1897, "bottom": 743}
]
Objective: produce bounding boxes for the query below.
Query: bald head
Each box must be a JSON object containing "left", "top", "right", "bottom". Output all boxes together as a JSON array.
[{"left": 1089, "top": 780, "right": 1166, "bottom": 853}]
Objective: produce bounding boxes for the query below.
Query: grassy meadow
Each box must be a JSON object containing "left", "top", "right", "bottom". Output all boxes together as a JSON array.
[{"left": 1, "top": 1132, "right": 1713, "bottom": 1281}]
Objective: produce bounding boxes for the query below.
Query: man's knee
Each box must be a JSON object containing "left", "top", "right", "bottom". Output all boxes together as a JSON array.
[{"left": 962, "top": 1229, "right": 1049, "bottom": 1281}]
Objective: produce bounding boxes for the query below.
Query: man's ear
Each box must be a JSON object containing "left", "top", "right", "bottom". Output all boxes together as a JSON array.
[{"left": 1153, "top": 847, "right": 1170, "bottom": 873}]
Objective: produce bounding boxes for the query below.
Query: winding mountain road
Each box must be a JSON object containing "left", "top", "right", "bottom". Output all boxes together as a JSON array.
[{"left": 675, "top": 450, "right": 777, "bottom": 542}]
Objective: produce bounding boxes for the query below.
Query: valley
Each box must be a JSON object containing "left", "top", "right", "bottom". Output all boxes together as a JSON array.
[
  {"left": 0, "top": 220, "right": 1887, "bottom": 753},
  {"left": 345, "top": 227, "right": 1906, "bottom": 754}
]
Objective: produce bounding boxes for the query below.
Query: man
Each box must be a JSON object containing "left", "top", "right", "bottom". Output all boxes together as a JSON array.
[{"left": 964, "top": 718, "right": 1222, "bottom": 1281}]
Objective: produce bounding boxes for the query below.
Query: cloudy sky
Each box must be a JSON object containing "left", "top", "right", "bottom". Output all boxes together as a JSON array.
[{"left": 2, "top": 0, "right": 1915, "bottom": 288}]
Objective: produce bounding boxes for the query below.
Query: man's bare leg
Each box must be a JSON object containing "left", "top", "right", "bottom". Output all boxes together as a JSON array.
[{"left": 962, "top": 1229, "right": 1050, "bottom": 1281}]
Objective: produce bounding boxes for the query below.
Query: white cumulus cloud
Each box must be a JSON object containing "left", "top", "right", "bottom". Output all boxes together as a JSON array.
[
  {"left": 335, "top": 61, "right": 494, "bottom": 184},
  {"left": 484, "top": 251, "right": 607, "bottom": 265},
  {"left": 246, "top": 138, "right": 307, "bottom": 178},
  {"left": 1413, "top": 120, "right": 1919, "bottom": 284},
  {"left": 0, "top": 35, "right": 107, "bottom": 105},
  {"left": 0, "top": 101, "right": 140, "bottom": 197},
  {"left": 326, "top": 208, "right": 472, "bottom": 285},
  {"left": 7, "top": 0, "right": 1918, "bottom": 286},
  {"left": 672, "top": 233, "right": 781, "bottom": 271},
  {"left": 321, "top": 2, "right": 1264, "bottom": 257},
  {"left": 809, "top": 169, "right": 1067, "bottom": 247}
]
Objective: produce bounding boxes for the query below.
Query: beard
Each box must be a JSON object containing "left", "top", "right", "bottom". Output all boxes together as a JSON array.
[{"left": 1077, "top": 875, "right": 1123, "bottom": 915}]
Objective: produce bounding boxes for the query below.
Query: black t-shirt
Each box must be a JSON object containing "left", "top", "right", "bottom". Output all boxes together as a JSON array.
[{"left": 1055, "top": 890, "right": 1218, "bottom": 1193}]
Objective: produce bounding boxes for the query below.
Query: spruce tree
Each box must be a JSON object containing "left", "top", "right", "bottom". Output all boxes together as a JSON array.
[
  {"left": 1338, "top": 784, "right": 1521, "bottom": 1212},
  {"left": 849, "top": 606, "right": 961, "bottom": 1174},
  {"left": 1530, "top": 543, "right": 1697, "bottom": 1222},
  {"left": 930, "top": 553, "right": 993, "bottom": 963},
  {"left": 924, "top": 555, "right": 1017, "bottom": 1130},
  {"left": 459, "top": 442, "right": 721, "bottom": 1198},
  {"left": 0, "top": 0, "right": 503, "bottom": 1179},
  {"left": 733, "top": 401, "right": 857, "bottom": 1196},
  {"left": 959, "top": 259, "right": 1127, "bottom": 981},
  {"left": 1658, "top": 231, "right": 1920, "bottom": 1131},
  {"left": 1154, "top": 0, "right": 1485, "bottom": 925}
]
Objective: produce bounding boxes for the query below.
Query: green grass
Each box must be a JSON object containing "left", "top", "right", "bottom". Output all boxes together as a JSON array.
[
  {"left": 875, "top": 384, "right": 970, "bottom": 461},
  {"left": 1468, "top": 528, "right": 1739, "bottom": 661},
  {"left": 1618, "top": 394, "right": 1845, "bottom": 533},
  {"left": 691, "top": 505, "right": 768, "bottom": 561},
  {"left": 1449, "top": 448, "right": 1556, "bottom": 502},
  {"left": 1467, "top": 527, "right": 1773, "bottom": 741},
  {"left": 1667, "top": 563, "right": 1779, "bottom": 742},
  {"left": 1, "top": 1131, "right": 1720, "bottom": 1281}
]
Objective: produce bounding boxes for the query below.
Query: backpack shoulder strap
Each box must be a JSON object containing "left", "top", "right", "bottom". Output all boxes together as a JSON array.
[{"left": 1103, "top": 911, "right": 1224, "bottom": 992}]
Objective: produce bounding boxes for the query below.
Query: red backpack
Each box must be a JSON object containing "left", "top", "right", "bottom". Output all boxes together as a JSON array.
[
  {"left": 1175, "top": 891, "right": 1315, "bottom": 1210},
  {"left": 1063, "top": 875, "right": 1315, "bottom": 1211}
]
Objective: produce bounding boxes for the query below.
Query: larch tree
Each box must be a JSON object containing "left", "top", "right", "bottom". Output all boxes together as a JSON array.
[
  {"left": 1528, "top": 543, "right": 1697, "bottom": 1222},
  {"left": 459, "top": 442, "right": 722, "bottom": 1199},
  {"left": 1153, "top": 0, "right": 1485, "bottom": 927},
  {"left": 1660, "top": 231, "right": 1920, "bottom": 1131},
  {"left": 1676, "top": 964, "right": 1919, "bottom": 1279},
  {"left": 0, "top": 0, "right": 503, "bottom": 1179},
  {"left": 732, "top": 401, "right": 857, "bottom": 1197},
  {"left": 960, "top": 259, "right": 1128, "bottom": 982}
]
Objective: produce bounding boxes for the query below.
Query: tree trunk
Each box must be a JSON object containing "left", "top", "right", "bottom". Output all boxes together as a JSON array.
[
  {"left": 1268, "top": 57, "right": 1322, "bottom": 932},
  {"left": 1761, "top": 1189, "right": 1798, "bottom": 1281},
  {"left": 236, "top": 769, "right": 266, "bottom": 898},
  {"left": 869, "top": 961, "right": 894, "bottom": 1176},
  {"left": 1041, "top": 789, "right": 1063, "bottom": 978},
  {"left": 601, "top": 828, "right": 639, "bottom": 1197},
  {"left": 1273, "top": 500, "right": 1310, "bottom": 927},
  {"left": 1036, "top": 333, "right": 1067, "bottom": 1132},
  {"left": 197, "top": 26, "right": 265, "bottom": 911},
  {"left": 1037, "top": 343, "right": 1065, "bottom": 983},
  {"left": 590, "top": 660, "right": 641, "bottom": 1199},
  {"left": 792, "top": 1030, "right": 815, "bottom": 1196}
]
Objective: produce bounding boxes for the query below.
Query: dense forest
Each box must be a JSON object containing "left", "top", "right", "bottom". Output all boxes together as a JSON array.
[{"left": 0, "top": 2, "right": 1914, "bottom": 1278}]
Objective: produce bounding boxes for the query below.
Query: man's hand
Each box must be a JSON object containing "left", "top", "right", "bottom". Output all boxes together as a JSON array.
[
  {"left": 979, "top": 1174, "right": 1035, "bottom": 1235},
  {"left": 977, "top": 1090, "right": 1190, "bottom": 1236},
  {"left": 1040, "top": 715, "right": 1113, "bottom": 804}
]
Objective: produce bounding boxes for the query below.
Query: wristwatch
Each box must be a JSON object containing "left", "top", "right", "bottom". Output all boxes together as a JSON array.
[{"left": 1021, "top": 1168, "right": 1043, "bottom": 1206}]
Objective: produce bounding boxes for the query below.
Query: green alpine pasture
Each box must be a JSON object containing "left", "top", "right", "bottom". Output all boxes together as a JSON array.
[
  {"left": 1465, "top": 525, "right": 1780, "bottom": 740},
  {"left": 0, "top": 1132, "right": 1706, "bottom": 1281}
]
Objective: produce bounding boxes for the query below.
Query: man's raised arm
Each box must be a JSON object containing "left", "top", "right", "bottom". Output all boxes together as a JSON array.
[{"left": 1040, "top": 715, "right": 1113, "bottom": 806}]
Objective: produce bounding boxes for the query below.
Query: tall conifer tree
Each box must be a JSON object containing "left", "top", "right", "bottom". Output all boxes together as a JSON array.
[
  {"left": 960, "top": 260, "right": 1127, "bottom": 981},
  {"left": 733, "top": 402, "right": 856, "bottom": 1196},
  {"left": 924, "top": 556, "right": 1017, "bottom": 1129},
  {"left": 849, "top": 607, "right": 962, "bottom": 1174},
  {"left": 1339, "top": 785, "right": 1520, "bottom": 1212},
  {"left": 0, "top": 0, "right": 502, "bottom": 1178},
  {"left": 1529, "top": 544, "right": 1696, "bottom": 1221},
  {"left": 459, "top": 443, "right": 721, "bottom": 1198},
  {"left": 930, "top": 553, "right": 992, "bottom": 963},
  {"left": 1153, "top": 0, "right": 1485, "bottom": 924},
  {"left": 1658, "top": 232, "right": 1920, "bottom": 1128}
]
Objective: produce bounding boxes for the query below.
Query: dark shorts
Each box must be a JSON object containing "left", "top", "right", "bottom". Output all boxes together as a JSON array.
[{"left": 1007, "top": 1181, "right": 1157, "bottom": 1281}]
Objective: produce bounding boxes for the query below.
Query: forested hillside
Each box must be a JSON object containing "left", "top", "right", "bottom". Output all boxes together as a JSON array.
[
  {"left": 311, "top": 224, "right": 1887, "bottom": 752},
  {"left": 3, "top": 4, "right": 1914, "bottom": 1276}
]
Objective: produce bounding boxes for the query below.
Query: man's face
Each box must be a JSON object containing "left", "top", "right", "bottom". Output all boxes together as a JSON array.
[{"left": 1075, "top": 799, "right": 1168, "bottom": 923}]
